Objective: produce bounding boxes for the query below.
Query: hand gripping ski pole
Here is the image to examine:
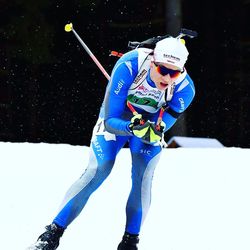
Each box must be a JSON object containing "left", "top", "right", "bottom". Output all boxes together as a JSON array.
[{"left": 64, "top": 23, "right": 110, "bottom": 81}]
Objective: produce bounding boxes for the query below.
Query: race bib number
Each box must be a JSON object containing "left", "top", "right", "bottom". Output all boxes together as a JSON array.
[{"left": 92, "top": 118, "right": 116, "bottom": 141}]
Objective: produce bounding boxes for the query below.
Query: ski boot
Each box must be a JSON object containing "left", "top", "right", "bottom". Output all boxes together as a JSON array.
[
  {"left": 27, "top": 223, "right": 65, "bottom": 250},
  {"left": 117, "top": 232, "right": 139, "bottom": 250}
]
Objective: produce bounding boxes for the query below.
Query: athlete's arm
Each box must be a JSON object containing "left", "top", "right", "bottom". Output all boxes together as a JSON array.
[
  {"left": 103, "top": 52, "right": 138, "bottom": 136},
  {"left": 162, "top": 74, "right": 195, "bottom": 131}
]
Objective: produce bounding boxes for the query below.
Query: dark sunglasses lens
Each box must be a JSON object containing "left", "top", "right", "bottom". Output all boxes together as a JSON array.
[
  {"left": 157, "top": 64, "right": 180, "bottom": 78},
  {"left": 169, "top": 70, "right": 181, "bottom": 78},
  {"left": 158, "top": 65, "right": 169, "bottom": 76}
]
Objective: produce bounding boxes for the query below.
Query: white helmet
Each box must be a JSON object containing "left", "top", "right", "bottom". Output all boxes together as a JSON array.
[{"left": 154, "top": 37, "right": 189, "bottom": 70}]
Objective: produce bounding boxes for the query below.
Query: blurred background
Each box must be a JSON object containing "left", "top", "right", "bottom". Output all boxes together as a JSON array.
[{"left": 1, "top": 0, "right": 249, "bottom": 147}]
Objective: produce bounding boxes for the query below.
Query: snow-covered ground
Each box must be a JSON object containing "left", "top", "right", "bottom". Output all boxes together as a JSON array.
[{"left": 1, "top": 142, "right": 250, "bottom": 250}]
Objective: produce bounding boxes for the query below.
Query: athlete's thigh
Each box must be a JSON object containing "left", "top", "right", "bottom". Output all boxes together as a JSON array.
[
  {"left": 90, "top": 119, "right": 129, "bottom": 163},
  {"left": 128, "top": 136, "right": 162, "bottom": 165}
]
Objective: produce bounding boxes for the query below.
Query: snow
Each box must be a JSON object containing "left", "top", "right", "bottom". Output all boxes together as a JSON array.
[{"left": 0, "top": 142, "right": 250, "bottom": 250}]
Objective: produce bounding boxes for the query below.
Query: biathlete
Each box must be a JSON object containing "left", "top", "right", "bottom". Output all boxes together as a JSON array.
[{"left": 28, "top": 33, "right": 196, "bottom": 250}]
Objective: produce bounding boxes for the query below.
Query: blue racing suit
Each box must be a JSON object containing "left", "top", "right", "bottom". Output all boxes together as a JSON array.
[{"left": 53, "top": 48, "right": 195, "bottom": 234}]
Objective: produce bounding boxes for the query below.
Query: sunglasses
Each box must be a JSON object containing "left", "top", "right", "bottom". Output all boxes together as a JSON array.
[{"left": 154, "top": 62, "right": 181, "bottom": 78}]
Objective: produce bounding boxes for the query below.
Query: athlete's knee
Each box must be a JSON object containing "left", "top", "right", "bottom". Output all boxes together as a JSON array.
[
  {"left": 80, "top": 160, "right": 114, "bottom": 188},
  {"left": 94, "top": 160, "right": 114, "bottom": 183}
]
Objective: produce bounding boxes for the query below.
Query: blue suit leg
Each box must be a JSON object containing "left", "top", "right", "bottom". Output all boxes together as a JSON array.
[
  {"left": 125, "top": 137, "right": 162, "bottom": 234},
  {"left": 53, "top": 134, "right": 128, "bottom": 228}
]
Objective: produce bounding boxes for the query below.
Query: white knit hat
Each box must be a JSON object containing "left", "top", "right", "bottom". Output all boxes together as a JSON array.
[{"left": 154, "top": 37, "right": 189, "bottom": 69}]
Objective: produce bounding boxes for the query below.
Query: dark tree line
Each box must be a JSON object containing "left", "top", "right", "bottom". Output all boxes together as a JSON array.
[{"left": 0, "top": 0, "right": 249, "bottom": 147}]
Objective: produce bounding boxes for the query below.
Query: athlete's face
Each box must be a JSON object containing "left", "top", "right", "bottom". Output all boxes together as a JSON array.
[{"left": 150, "top": 61, "right": 181, "bottom": 91}]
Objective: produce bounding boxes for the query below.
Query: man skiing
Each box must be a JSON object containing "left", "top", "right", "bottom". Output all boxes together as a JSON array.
[{"left": 28, "top": 34, "right": 195, "bottom": 250}]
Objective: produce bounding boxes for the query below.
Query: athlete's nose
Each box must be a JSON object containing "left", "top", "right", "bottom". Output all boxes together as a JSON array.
[{"left": 162, "top": 74, "right": 172, "bottom": 83}]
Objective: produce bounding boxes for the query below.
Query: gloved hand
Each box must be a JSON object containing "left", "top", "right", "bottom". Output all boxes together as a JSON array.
[
  {"left": 148, "top": 120, "right": 166, "bottom": 144},
  {"left": 155, "top": 121, "right": 166, "bottom": 133},
  {"left": 129, "top": 115, "right": 165, "bottom": 144},
  {"left": 129, "top": 114, "right": 150, "bottom": 139},
  {"left": 148, "top": 122, "right": 165, "bottom": 143},
  {"left": 130, "top": 114, "right": 144, "bottom": 127}
]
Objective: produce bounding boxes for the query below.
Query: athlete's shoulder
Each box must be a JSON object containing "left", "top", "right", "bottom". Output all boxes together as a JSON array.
[
  {"left": 184, "top": 72, "right": 195, "bottom": 94},
  {"left": 175, "top": 70, "right": 195, "bottom": 94},
  {"left": 185, "top": 72, "right": 194, "bottom": 86},
  {"left": 116, "top": 48, "right": 153, "bottom": 70},
  {"left": 117, "top": 49, "right": 139, "bottom": 67}
]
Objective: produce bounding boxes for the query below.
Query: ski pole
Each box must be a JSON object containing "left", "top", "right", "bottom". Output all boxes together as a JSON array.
[
  {"left": 64, "top": 23, "right": 164, "bottom": 125},
  {"left": 156, "top": 107, "right": 165, "bottom": 130},
  {"left": 64, "top": 23, "right": 137, "bottom": 114},
  {"left": 128, "top": 100, "right": 164, "bottom": 129},
  {"left": 126, "top": 101, "right": 138, "bottom": 115},
  {"left": 64, "top": 23, "right": 110, "bottom": 81}
]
